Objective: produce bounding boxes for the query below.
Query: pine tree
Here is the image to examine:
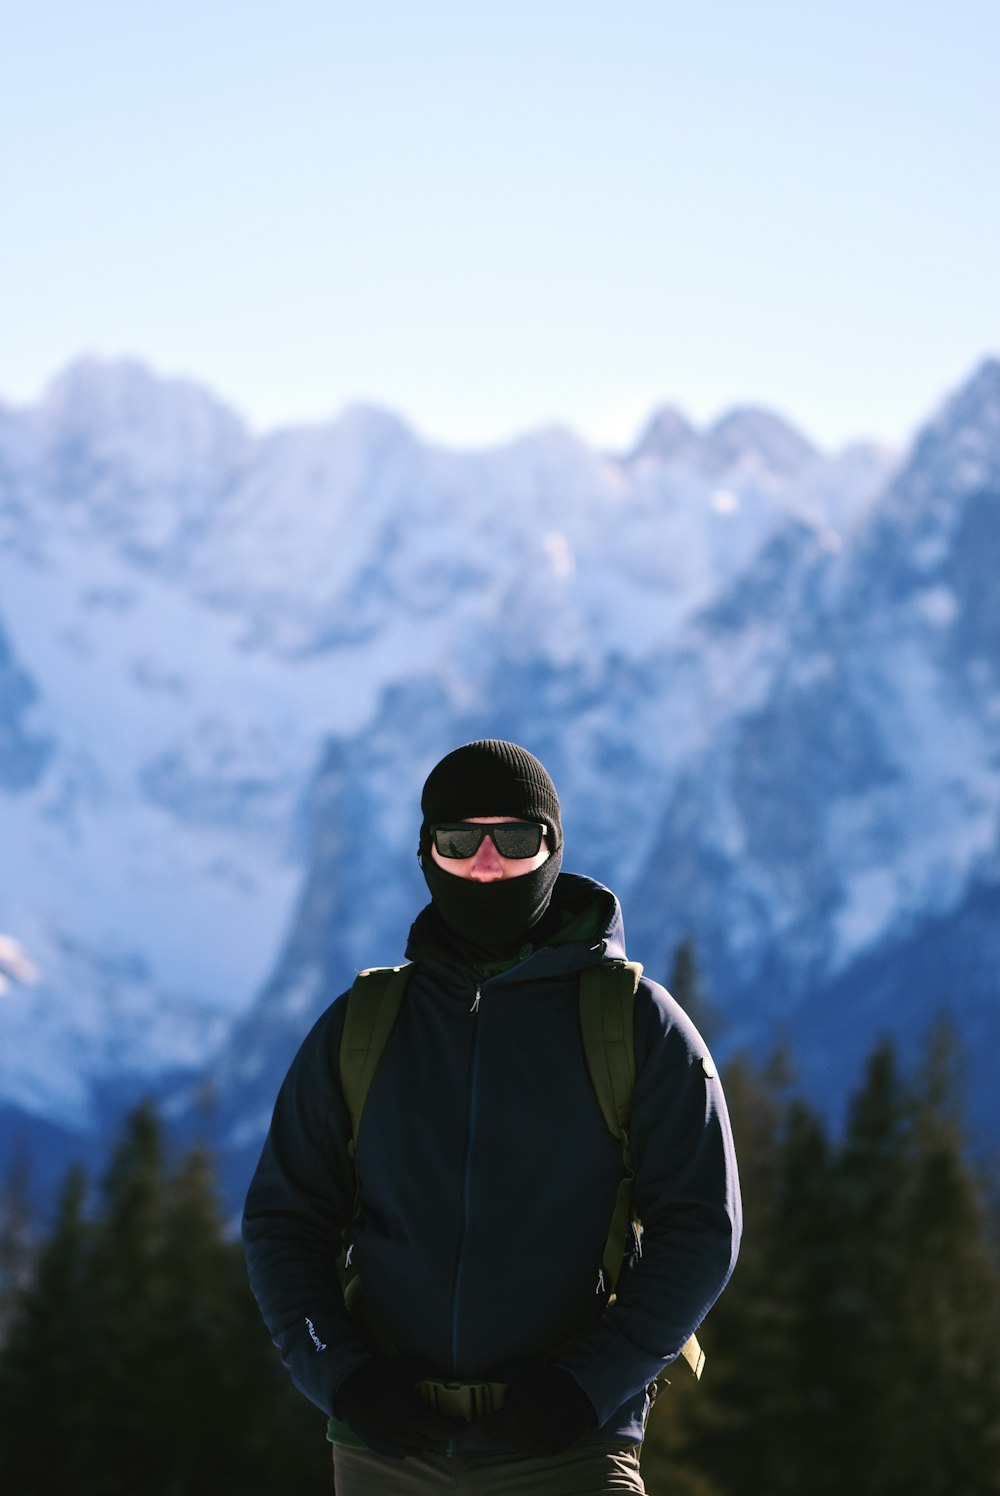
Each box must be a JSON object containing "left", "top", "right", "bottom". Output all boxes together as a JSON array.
[
  {"left": 0, "top": 1150, "right": 34, "bottom": 1345},
  {"left": 679, "top": 1060, "right": 846, "bottom": 1496},
  {"left": 0, "top": 1103, "right": 333, "bottom": 1495},
  {"left": 823, "top": 1037, "right": 913, "bottom": 1491},
  {"left": 0, "top": 1164, "right": 96, "bottom": 1494},
  {"left": 878, "top": 1019, "right": 1000, "bottom": 1495},
  {"left": 83, "top": 1100, "right": 172, "bottom": 1488},
  {"left": 824, "top": 1025, "right": 1000, "bottom": 1496},
  {"left": 668, "top": 936, "right": 716, "bottom": 1042},
  {"left": 146, "top": 1140, "right": 243, "bottom": 1494},
  {"left": 642, "top": 1002, "right": 1000, "bottom": 1496},
  {"left": 765, "top": 1096, "right": 846, "bottom": 1494},
  {"left": 642, "top": 1039, "right": 798, "bottom": 1496},
  {"left": 149, "top": 1139, "right": 331, "bottom": 1494}
]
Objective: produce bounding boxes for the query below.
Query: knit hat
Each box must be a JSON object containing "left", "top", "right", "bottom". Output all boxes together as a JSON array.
[{"left": 420, "top": 740, "right": 563, "bottom": 854}]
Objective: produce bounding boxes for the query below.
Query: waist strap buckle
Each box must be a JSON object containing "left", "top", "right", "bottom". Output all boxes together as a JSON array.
[{"left": 416, "top": 1378, "right": 507, "bottom": 1421}]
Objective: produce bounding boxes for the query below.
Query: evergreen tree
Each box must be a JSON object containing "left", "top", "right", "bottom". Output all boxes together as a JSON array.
[
  {"left": 878, "top": 1019, "right": 1000, "bottom": 1495},
  {"left": 643, "top": 1041, "right": 797, "bottom": 1496},
  {"left": 0, "top": 1104, "right": 331, "bottom": 1495},
  {"left": 826, "top": 1036, "right": 914, "bottom": 1490},
  {"left": 827, "top": 1026, "right": 1000, "bottom": 1496},
  {"left": 765, "top": 1096, "right": 846, "bottom": 1494},
  {"left": 635, "top": 962, "right": 1000, "bottom": 1496},
  {"left": 668, "top": 936, "right": 716, "bottom": 1042},
  {"left": 88, "top": 1100, "right": 171, "bottom": 1486},
  {"left": 0, "top": 1150, "right": 34, "bottom": 1344},
  {"left": 150, "top": 1138, "right": 330, "bottom": 1494},
  {"left": 0, "top": 1164, "right": 96, "bottom": 1493}
]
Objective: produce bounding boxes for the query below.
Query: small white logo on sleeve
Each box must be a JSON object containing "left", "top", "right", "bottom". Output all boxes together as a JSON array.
[{"left": 305, "top": 1317, "right": 327, "bottom": 1352}]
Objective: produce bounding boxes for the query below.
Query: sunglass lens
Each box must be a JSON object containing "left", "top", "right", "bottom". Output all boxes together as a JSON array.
[
  {"left": 434, "top": 826, "right": 484, "bottom": 858},
  {"left": 491, "top": 823, "right": 543, "bottom": 857}
]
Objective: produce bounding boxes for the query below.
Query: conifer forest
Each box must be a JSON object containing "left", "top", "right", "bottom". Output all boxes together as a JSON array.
[{"left": 1, "top": 948, "right": 998, "bottom": 1496}]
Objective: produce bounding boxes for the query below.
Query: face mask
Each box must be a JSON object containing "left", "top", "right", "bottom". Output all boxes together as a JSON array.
[{"left": 420, "top": 847, "right": 563, "bottom": 960}]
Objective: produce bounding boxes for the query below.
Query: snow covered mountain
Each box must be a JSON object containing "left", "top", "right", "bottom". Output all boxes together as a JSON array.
[
  {"left": 200, "top": 362, "right": 1000, "bottom": 1189},
  {"left": 3, "top": 354, "right": 996, "bottom": 1203},
  {"left": 623, "top": 362, "right": 1000, "bottom": 1107}
]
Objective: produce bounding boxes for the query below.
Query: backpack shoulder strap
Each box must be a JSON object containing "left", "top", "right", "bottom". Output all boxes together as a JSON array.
[
  {"left": 579, "top": 960, "right": 642, "bottom": 1302},
  {"left": 578, "top": 960, "right": 642, "bottom": 1145},
  {"left": 579, "top": 959, "right": 706, "bottom": 1381},
  {"left": 339, "top": 964, "right": 411, "bottom": 1156}
]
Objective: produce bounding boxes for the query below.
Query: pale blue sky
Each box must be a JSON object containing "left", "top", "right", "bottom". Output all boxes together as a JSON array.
[{"left": 2, "top": 0, "right": 998, "bottom": 452}]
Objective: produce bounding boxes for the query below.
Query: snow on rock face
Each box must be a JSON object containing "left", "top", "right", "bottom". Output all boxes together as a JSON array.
[
  {"left": 0, "top": 933, "right": 40, "bottom": 994},
  {"left": 865, "top": 359, "right": 1000, "bottom": 565},
  {"left": 626, "top": 403, "right": 821, "bottom": 483},
  {"left": 210, "top": 361, "right": 1000, "bottom": 1160},
  {"left": 0, "top": 615, "right": 52, "bottom": 790},
  {"left": 609, "top": 369, "right": 1000, "bottom": 1144},
  {"left": 7, "top": 352, "right": 996, "bottom": 1156},
  {"left": 27, "top": 359, "right": 252, "bottom": 563},
  {"left": 702, "top": 407, "right": 819, "bottom": 480},
  {"left": 627, "top": 405, "right": 701, "bottom": 467}
]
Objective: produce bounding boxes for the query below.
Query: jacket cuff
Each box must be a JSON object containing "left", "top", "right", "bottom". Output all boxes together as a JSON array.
[
  {"left": 554, "top": 1322, "right": 670, "bottom": 1427},
  {"left": 281, "top": 1314, "right": 373, "bottom": 1416}
]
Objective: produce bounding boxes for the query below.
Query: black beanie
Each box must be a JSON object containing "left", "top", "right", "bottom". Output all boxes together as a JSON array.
[{"left": 420, "top": 740, "right": 563, "bottom": 854}]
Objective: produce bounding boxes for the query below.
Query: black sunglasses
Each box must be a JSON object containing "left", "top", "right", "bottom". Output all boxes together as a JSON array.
[{"left": 432, "top": 822, "right": 547, "bottom": 860}]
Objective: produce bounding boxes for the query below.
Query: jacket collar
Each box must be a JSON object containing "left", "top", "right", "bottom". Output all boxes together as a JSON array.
[{"left": 404, "top": 872, "right": 627, "bottom": 986}]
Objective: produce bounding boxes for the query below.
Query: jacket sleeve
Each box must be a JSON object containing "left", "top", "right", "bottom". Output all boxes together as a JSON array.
[
  {"left": 241, "top": 993, "right": 372, "bottom": 1415},
  {"left": 555, "top": 978, "right": 742, "bottom": 1424}
]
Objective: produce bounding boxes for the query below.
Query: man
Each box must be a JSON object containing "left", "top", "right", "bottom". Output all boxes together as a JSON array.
[{"left": 243, "top": 740, "right": 741, "bottom": 1494}]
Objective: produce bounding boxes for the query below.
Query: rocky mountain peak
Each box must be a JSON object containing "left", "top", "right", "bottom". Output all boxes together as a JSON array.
[
  {"left": 703, "top": 407, "right": 819, "bottom": 480},
  {"left": 908, "top": 359, "right": 1000, "bottom": 487},
  {"left": 41, "top": 356, "right": 248, "bottom": 451},
  {"left": 627, "top": 405, "right": 700, "bottom": 465}
]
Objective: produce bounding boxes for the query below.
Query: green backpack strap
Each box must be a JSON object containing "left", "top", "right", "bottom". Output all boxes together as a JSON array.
[
  {"left": 339, "top": 964, "right": 412, "bottom": 1160},
  {"left": 335, "top": 964, "right": 413, "bottom": 1377},
  {"left": 579, "top": 959, "right": 705, "bottom": 1381},
  {"left": 579, "top": 959, "right": 642, "bottom": 1296}
]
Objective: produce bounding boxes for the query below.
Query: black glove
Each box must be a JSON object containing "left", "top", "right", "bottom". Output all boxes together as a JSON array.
[
  {"left": 476, "top": 1363, "right": 598, "bottom": 1456},
  {"left": 333, "top": 1356, "right": 462, "bottom": 1459}
]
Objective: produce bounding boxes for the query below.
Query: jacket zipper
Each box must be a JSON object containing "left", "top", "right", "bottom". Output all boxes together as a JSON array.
[{"left": 450, "top": 984, "right": 483, "bottom": 1374}]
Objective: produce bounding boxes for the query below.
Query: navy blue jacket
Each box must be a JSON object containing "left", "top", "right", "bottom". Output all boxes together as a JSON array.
[{"left": 241, "top": 874, "right": 741, "bottom": 1451}]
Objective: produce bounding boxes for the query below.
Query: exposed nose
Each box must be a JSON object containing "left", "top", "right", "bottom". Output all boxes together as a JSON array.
[{"left": 468, "top": 832, "right": 504, "bottom": 881}]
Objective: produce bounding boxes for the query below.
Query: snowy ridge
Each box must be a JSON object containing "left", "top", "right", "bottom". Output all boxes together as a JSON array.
[
  {"left": 4, "top": 356, "right": 996, "bottom": 1163},
  {"left": 205, "top": 361, "right": 1000, "bottom": 1163}
]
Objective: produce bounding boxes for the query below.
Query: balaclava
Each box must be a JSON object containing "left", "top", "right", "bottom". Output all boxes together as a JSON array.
[{"left": 419, "top": 740, "right": 563, "bottom": 958}]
